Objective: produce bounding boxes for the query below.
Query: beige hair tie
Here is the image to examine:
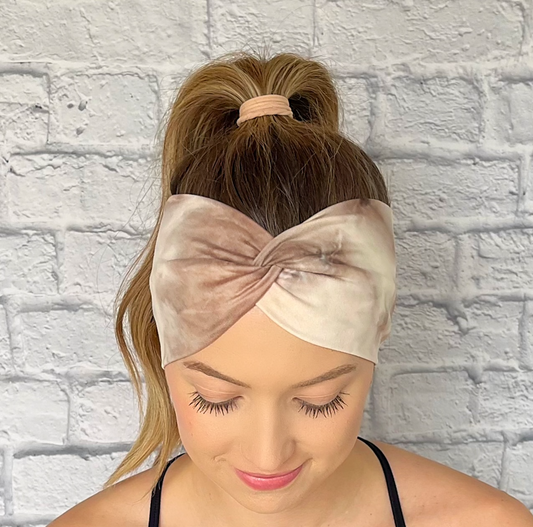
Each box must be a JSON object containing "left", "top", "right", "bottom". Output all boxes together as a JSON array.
[{"left": 237, "top": 94, "right": 294, "bottom": 126}]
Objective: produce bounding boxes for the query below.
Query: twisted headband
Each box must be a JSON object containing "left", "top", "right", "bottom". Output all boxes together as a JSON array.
[{"left": 149, "top": 194, "right": 397, "bottom": 368}]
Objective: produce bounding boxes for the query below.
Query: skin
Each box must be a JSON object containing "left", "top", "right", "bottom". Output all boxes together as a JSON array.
[{"left": 163, "top": 305, "right": 379, "bottom": 527}]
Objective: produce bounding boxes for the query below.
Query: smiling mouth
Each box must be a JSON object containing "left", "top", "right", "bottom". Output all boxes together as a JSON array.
[{"left": 238, "top": 464, "right": 303, "bottom": 478}]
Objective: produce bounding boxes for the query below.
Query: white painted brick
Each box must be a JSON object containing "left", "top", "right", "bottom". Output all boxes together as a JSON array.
[
  {"left": 452, "top": 301, "right": 523, "bottom": 364},
  {"left": 0, "top": 306, "right": 11, "bottom": 375},
  {"left": 0, "top": 74, "right": 48, "bottom": 105},
  {"left": 395, "top": 231, "right": 455, "bottom": 290},
  {"left": 0, "top": 234, "right": 56, "bottom": 294},
  {"left": 385, "top": 77, "right": 482, "bottom": 143},
  {"left": 387, "top": 371, "right": 475, "bottom": 433},
  {"left": 6, "top": 153, "right": 156, "bottom": 230},
  {"left": 387, "top": 159, "right": 519, "bottom": 222},
  {"left": 505, "top": 441, "right": 533, "bottom": 502},
  {"left": 463, "top": 230, "right": 533, "bottom": 291},
  {"left": 526, "top": 154, "right": 533, "bottom": 214},
  {"left": 0, "top": 73, "right": 48, "bottom": 145},
  {"left": 0, "top": 381, "right": 68, "bottom": 443},
  {"left": 316, "top": 1, "right": 523, "bottom": 64},
  {"left": 61, "top": 231, "right": 146, "bottom": 296},
  {"left": 78, "top": 156, "right": 159, "bottom": 229},
  {"left": 12, "top": 453, "right": 125, "bottom": 516},
  {"left": 211, "top": 0, "right": 313, "bottom": 56},
  {"left": 487, "top": 81, "right": 533, "bottom": 144},
  {"left": 478, "top": 372, "right": 533, "bottom": 428},
  {"left": 0, "top": 452, "right": 4, "bottom": 515},
  {"left": 69, "top": 381, "right": 139, "bottom": 443},
  {"left": 337, "top": 78, "right": 372, "bottom": 142},
  {"left": 527, "top": 301, "right": 533, "bottom": 367},
  {"left": 17, "top": 308, "right": 125, "bottom": 373},
  {"left": 400, "top": 441, "right": 503, "bottom": 488},
  {"left": 49, "top": 72, "right": 158, "bottom": 145},
  {"left": 384, "top": 301, "right": 522, "bottom": 365},
  {"left": 0, "top": 3, "right": 207, "bottom": 64},
  {"left": 7, "top": 155, "right": 82, "bottom": 223}
]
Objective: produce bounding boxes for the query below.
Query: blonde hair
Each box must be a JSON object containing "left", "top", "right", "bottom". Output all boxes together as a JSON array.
[{"left": 103, "top": 45, "right": 391, "bottom": 494}]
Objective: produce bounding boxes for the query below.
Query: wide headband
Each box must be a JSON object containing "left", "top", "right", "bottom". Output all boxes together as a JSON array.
[{"left": 149, "top": 194, "right": 397, "bottom": 368}]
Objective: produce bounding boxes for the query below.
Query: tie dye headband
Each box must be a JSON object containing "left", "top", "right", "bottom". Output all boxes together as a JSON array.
[{"left": 149, "top": 193, "right": 397, "bottom": 368}]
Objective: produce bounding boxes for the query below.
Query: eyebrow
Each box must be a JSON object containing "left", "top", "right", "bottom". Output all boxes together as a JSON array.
[{"left": 182, "top": 360, "right": 358, "bottom": 389}]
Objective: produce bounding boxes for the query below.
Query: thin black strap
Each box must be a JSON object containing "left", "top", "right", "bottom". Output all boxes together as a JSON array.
[
  {"left": 358, "top": 437, "right": 407, "bottom": 527},
  {"left": 148, "top": 453, "right": 185, "bottom": 527}
]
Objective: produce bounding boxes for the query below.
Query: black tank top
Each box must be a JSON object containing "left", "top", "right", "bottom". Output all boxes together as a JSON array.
[{"left": 148, "top": 436, "right": 407, "bottom": 527}]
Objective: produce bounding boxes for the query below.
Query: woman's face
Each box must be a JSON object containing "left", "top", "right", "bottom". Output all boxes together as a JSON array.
[{"left": 164, "top": 306, "right": 375, "bottom": 523}]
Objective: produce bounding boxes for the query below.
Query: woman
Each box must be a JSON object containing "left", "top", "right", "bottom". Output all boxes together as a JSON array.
[{"left": 49, "top": 50, "right": 532, "bottom": 527}]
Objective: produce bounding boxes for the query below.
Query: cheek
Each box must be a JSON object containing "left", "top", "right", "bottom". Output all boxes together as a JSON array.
[
  {"left": 170, "top": 390, "right": 193, "bottom": 436},
  {"left": 312, "top": 397, "right": 366, "bottom": 446},
  {"left": 166, "top": 375, "right": 197, "bottom": 440},
  {"left": 166, "top": 375, "right": 233, "bottom": 451},
  {"left": 323, "top": 380, "right": 370, "bottom": 443}
]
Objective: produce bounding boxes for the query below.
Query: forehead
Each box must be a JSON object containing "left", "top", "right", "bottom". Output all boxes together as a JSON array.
[
  {"left": 172, "top": 307, "right": 369, "bottom": 390},
  {"left": 187, "top": 307, "right": 359, "bottom": 369}
]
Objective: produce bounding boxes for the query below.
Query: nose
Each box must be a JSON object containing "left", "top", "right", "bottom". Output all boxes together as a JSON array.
[{"left": 238, "top": 410, "right": 297, "bottom": 474}]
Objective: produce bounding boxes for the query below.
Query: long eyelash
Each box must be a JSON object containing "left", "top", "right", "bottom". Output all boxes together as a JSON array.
[{"left": 188, "top": 391, "right": 348, "bottom": 419}]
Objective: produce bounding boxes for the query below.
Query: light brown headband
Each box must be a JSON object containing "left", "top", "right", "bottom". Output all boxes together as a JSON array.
[
  {"left": 237, "top": 94, "right": 293, "bottom": 126},
  {"left": 149, "top": 194, "right": 397, "bottom": 368}
]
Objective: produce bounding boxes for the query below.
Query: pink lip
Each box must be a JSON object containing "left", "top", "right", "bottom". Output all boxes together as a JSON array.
[{"left": 235, "top": 464, "right": 304, "bottom": 491}]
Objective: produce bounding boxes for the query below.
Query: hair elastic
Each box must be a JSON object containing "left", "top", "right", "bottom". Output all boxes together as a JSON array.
[{"left": 237, "top": 94, "right": 294, "bottom": 126}]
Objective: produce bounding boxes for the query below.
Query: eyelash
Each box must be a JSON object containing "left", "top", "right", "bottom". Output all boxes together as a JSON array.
[{"left": 188, "top": 391, "right": 349, "bottom": 419}]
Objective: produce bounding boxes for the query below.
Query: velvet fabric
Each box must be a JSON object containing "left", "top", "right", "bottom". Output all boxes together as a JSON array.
[{"left": 149, "top": 194, "right": 397, "bottom": 368}]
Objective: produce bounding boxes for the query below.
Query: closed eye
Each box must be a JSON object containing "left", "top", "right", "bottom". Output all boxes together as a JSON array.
[{"left": 188, "top": 391, "right": 349, "bottom": 419}]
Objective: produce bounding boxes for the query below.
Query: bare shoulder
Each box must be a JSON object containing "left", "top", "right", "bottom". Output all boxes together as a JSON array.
[
  {"left": 373, "top": 440, "right": 533, "bottom": 527},
  {"left": 47, "top": 464, "right": 160, "bottom": 527}
]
